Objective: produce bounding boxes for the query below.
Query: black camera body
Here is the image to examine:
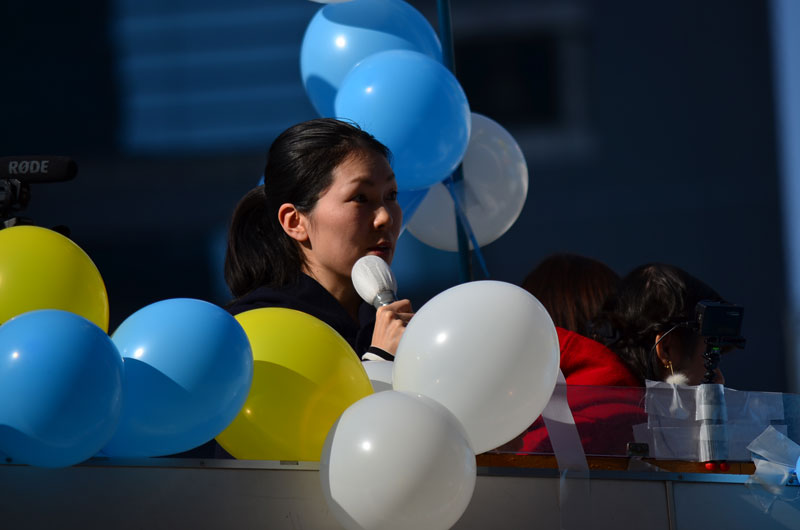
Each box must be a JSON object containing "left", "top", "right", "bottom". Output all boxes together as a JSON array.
[
  {"left": 696, "top": 301, "right": 745, "bottom": 342},
  {"left": 695, "top": 300, "right": 745, "bottom": 384},
  {"left": 0, "top": 156, "right": 77, "bottom": 230}
]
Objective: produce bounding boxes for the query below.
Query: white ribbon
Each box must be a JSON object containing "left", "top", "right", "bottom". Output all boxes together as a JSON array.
[{"left": 541, "top": 369, "right": 589, "bottom": 530}]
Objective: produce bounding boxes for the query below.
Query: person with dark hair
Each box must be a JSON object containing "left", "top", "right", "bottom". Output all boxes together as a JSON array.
[
  {"left": 522, "top": 253, "right": 638, "bottom": 387},
  {"left": 511, "top": 254, "right": 641, "bottom": 456},
  {"left": 523, "top": 252, "right": 619, "bottom": 337},
  {"left": 593, "top": 263, "right": 734, "bottom": 386},
  {"left": 224, "top": 118, "right": 413, "bottom": 360},
  {"left": 514, "top": 261, "right": 741, "bottom": 456}
]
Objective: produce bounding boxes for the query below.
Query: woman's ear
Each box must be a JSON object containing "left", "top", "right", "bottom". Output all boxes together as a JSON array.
[
  {"left": 278, "top": 203, "right": 308, "bottom": 242},
  {"left": 654, "top": 333, "right": 675, "bottom": 366}
]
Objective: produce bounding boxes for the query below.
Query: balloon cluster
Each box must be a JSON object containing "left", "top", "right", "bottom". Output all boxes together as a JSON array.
[
  {"left": 323, "top": 280, "right": 561, "bottom": 529},
  {"left": 0, "top": 226, "right": 254, "bottom": 466},
  {"left": 300, "top": 0, "right": 528, "bottom": 251},
  {"left": 0, "top": 226, "right": 377, "bottom": 468}
]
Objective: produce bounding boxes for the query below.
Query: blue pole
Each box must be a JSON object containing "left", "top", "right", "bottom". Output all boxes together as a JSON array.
[{"left": 436, "top": 0, "right": 472, "bottom": 283}]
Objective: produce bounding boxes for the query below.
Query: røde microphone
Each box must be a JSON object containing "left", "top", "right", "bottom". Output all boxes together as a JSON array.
[
  {"left": 0, "top": 156, "right": 78, "bottom": 183},
  {"left": 352, "top": 255, "right": 398, "bottom": 308}
]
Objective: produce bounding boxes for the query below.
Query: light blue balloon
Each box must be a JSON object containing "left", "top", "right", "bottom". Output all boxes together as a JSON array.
[
  {"left": 0, "top": 310, "right": 124, "bottom": 467},
  {"left": 335, "top": 50, "right": 471, "bottom": 191},
  {"left": 397, "top": 188, "right": 429, "bottom": 235},
  {"left": 102, "top": 298, "right": 253, "bottom": 457},
  {"left": 301, "top": 0, "right": 442, "bottom": 117}
]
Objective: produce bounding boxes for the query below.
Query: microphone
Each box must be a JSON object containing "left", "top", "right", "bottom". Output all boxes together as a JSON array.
[
  {"left": 0, "top": 156, "right": 78, "bottom": 183},
  {"left": 352, "top": 255, "right": 398, "bottom": 308}
]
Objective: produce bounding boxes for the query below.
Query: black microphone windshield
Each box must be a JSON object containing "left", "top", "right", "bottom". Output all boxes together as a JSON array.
[{"left": 0, "top": 156, "right": 78, "bottom": 183}]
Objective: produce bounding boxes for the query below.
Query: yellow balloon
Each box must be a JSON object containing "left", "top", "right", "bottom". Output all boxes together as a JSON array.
[
  {"left": 216, "top": 308, "right": 373, "bottom": 461},
  {"left": 0, "top": 226, "right": 109, "bottom": 331}
]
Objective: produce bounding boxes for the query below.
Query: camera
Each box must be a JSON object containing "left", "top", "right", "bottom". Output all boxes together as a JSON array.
[
  {"left": 695, "top": 300, "right": 745, "bottom": 346},
  {"left": 694, "top": 300, "right": 745, "bottom": 384},
  {"left": 0, "top": 156, "right": 77, "bottom": 230}
]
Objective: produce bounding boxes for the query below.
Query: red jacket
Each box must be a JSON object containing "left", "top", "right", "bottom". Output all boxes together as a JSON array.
[
  {"left": 501, "top": 328, "right": 646, "bottom": 456},
  {"left": 556, "top": 327, "right": 640, "bottom": 386}
]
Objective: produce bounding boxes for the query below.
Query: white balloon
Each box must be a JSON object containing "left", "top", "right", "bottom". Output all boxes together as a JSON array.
[
  {"left": 361, "top": 360, "right": 393, "bottom": 392},
  {"left": 321, "top": 391, "right": 476, "bottom": 530},
  {"left": 393, "top": 281, "right": 559, "bottom": 454},
  {"left": 407, "top": 113, "right": 528, "bottom": 251}
]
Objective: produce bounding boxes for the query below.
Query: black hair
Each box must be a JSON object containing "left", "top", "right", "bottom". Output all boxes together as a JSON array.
[
  {"left": 591, "top": 263, "right": 723, "bottom": 384},
  {"left": 522, "top": 253, "right": 619, "bottom": 336},
  {"left": 224, "top": 118, "right": 390, "bottom": 298}
]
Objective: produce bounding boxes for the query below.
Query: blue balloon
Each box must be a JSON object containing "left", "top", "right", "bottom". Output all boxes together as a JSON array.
[
  {"left": 301, "top": 0, "right": 442, "bottom": 117},
  {"left": 335, "top": 50, "right": 471, "bottom": 191},
  {"left": 102, "top": 298, "right": 253, "bottom": 457},
  {"left": 397, "top": 188, "right": 429, "bottom": 234},
  {"left": 0, "top": 310, "right": 123, "bottom": 467}
]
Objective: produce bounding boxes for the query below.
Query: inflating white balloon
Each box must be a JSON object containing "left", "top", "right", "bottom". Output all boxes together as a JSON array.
[
  {"left": 393, "top": 280, "right": 559, "bottom": 454},
  {"left": 321, "top": 391, "right": 476, "bottom": 530},
  {"left": 407, "top": 113, "right": 528, "bottom": 251},
  {"left": 361, "top": 360, "right": 393, "bottom": 392}
]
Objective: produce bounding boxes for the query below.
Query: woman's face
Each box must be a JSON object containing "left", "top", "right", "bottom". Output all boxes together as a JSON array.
[{"left": 300, "top": 151, "right": 401, "bottom": 290}]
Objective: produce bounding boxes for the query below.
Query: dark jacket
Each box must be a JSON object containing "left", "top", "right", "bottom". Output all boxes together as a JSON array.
[{"left": 227, "top": 273, "right": 388, "bottom": 359}]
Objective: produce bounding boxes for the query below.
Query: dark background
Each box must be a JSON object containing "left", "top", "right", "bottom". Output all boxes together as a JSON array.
[{"left": 1, "top": 0, "right": 786, "bottom": 391}]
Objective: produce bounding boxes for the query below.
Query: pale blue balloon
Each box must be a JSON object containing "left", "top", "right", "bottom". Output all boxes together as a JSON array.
[
  {"left": 0, "top": 310, "right": 124, "bottom": 467},
  {"left": 102, "top": 298, "right": 253, "bottom": 457},
  {"left": 397, "top": 188, "right": 429, "bottom": 234},
  {"left": 301, "top": 0, "right": 442, "bottom": 117},
  {"left": 335, "top": 50, "right": 471, "bottom": 191}
]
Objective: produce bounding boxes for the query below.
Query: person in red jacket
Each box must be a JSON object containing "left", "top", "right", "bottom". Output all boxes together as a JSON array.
[
  {"left": 507, "top": 327, "right": 646, "bottom": 456},
  {"left": 522, "top": 253, "right": 639, "bottom": 386},
  {"left": 523, "top": 252, "right": 619, "bottom": 339},
  {"left": 508, "top": 253, "right": 644, "bottom": 456}
]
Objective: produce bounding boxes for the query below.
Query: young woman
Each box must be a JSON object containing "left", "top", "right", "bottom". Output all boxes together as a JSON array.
[
  {"left": 522, "top": 252, "right": 619, "bottom": 337},
  {"left": 592, "top": 263, "right": 737, "bottom": 385},
  {"left": 522, "top": 253, "right": 638, "bottom": 387},
  {"left": 224, "top": 118, "right": 413, "bottom": 359}
]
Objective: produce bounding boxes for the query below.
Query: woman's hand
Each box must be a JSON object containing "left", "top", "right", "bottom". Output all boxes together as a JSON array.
[{"left": 370, "top": 299, "right": 414, "bottom": 356}]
